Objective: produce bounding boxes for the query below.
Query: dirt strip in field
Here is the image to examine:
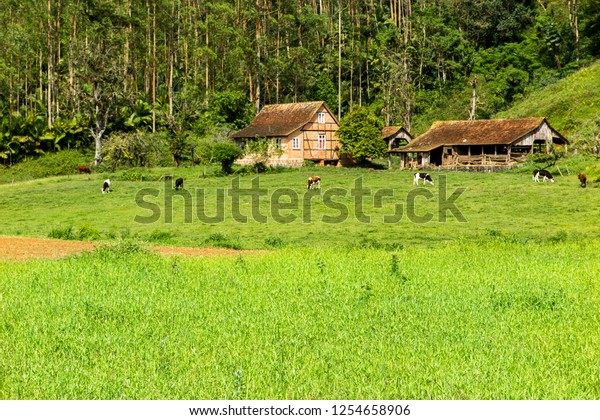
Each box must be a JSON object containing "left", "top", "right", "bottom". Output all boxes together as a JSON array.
[{"left": 0, "top": 236, "right": 265, "bottom": 261}]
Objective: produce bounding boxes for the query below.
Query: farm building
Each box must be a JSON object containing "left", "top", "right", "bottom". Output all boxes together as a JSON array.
[
  {"left": 382, "top": 126, "right": 412, "bottom": 150},
  {"left": 231, "top": 101, "right": 341, "bottom": 166},
  {"left": 390, "top": 117, "right": 569, "bottom": 169}
]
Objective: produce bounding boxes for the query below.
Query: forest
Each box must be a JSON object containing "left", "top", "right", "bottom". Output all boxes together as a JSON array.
[{"left": 1, "top": 0, "right": 599, "bottom": 167}]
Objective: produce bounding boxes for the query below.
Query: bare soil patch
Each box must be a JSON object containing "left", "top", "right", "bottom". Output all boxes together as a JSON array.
[{"left": 0, "top": 236, "right": 265, "bottom": 261}]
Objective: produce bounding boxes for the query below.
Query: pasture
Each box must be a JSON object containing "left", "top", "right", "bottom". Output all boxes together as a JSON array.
[
  {"left": 0, "top": 162, "right": 599, "bottom": 399},
  {"left": 0, "top": 162, "right": 599, "bottom": 249}
]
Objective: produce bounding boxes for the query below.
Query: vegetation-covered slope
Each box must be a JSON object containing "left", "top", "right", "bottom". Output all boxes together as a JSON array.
[{"left": 496, "top": 59, "right": 600, "bottom": 152}]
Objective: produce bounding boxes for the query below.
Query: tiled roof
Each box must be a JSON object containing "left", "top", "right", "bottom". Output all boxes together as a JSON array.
[
  {"left": 398, "top": 118, "right": 565, "bottom": 152},
  {"left": 232, "top": 101, "right": 335, "bottom": 138}
]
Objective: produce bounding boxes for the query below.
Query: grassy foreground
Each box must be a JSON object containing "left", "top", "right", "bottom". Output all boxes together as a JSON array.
[{"left": 0, "top": 241, "right": 598, "bottom": 399}]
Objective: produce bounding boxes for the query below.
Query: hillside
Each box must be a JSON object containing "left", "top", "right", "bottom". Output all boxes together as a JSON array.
[{"left": 496, "top": 59, "right": 600, "bottom": 141}]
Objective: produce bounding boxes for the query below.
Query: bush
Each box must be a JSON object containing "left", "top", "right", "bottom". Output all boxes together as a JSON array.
[
  {"left": 264, "top": 235, "right": 286, "bottom": 248},
  {"left": 146, "top": 230, "right": 174, "bottom": 243},
  {"left": 205, "top": 232, "right": 242, "bottom": 250},
  {"left": 77, "top": 225, "right": 102, "bottom": 241},
  {"left": 48, "top": 226, "right": 76, "bottom": 240},
  {"left": 212, "top": 142, "right": 244, "bottom": 174},
  {"left": 120, "top": 169, "right": 146, "bottom": 181},
  {"left": 92, "top": 240, "right": 149, "bottom": 260}
]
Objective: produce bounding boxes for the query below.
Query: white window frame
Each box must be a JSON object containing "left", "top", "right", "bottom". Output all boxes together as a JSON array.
[
  {"left": 274, "top": 137, "right": 281, "bottom": 149},
  {"left": 318, "top": 133, "right": 327, "bottom": 150},
  {"left": 318, "top": 112, "right": 326, "bottom": 124},
  {"left": 292, "top": 137, "right": 300, "bottom": 150}
]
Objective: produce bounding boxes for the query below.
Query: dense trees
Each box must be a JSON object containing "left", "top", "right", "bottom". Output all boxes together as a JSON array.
[{"left": 0, "top": 0, "right": 599, "bottom": 167}]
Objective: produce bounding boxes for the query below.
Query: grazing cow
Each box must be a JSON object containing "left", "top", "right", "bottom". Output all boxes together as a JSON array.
[
  {"left": 413, "top": 172, "right": 434, "bottom": 185},
  {"left": 307, "top": 176, "right": 321, "bottom": 190},
  {"left": 578, "top": 173, "right": 587, "bottom": 188},
  {"left": 174, "top": 177, "right": 184, "bottom": 190},
  {"left": 533, "top": 169, "right": 555, "bottom": 183},
  {"left": 77, "top": 165, "right": 91, "bottom": 174},
  {"left": 102, "top": 179, "right": 111, "bottom": 194}
]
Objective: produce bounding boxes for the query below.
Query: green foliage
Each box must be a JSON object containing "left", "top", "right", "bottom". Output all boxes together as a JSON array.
[
  {"left": 497, "top": 59, "right": 600, "bottom": 137},
  {"left": 337, "top": 107, "right": 386, "bottom": 162},
  {"left": 77, "top": 225, "right": 102, "bottom": 241},
  {"left": 48, "top": 226, "right": 76, "bottom": 240},
  {"left": 0, "top": 149, "right": 91, "bottom": 183},
  {"left": 146, "top": 230, "right": 175, "bottom": 243},
  {"left": 102, "top": 131, "right": 165, "bottom": 170},
  {"left": 264, "top": 235, "right": 286, "bottom": 249},
  {"left": 205, "top": 232, "right": 242, "bottom": 250},
  {"left": 120, "top": 169, "right": 146, "bottom": 181},
  {"left": 211, "top": 142, "right": 244, "bottom": 173}
]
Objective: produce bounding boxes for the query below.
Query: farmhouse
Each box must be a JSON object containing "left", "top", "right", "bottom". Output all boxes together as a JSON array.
[
  {"left": 382, "top": 126, "right": 412, "bottom": 150},
  {"left": 231, "top": 101, "right": 341, "bottom": 166},
  {"left": 390, "top": 117, "right": 568, "bottom": 169}
]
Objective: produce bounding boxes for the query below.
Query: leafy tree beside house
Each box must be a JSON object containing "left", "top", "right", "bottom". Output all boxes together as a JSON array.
[
  {"left": 336, "top": 107, "right": 386, "bottom": 163},
  {"left": 212, "top": 142, "right": 244, "bottom": 174}
]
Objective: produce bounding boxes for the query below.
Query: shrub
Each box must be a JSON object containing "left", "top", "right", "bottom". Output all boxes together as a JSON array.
[
  {"left": 48, "top": 226, "right": 76, "bottom": 240},
  {"left": 212, "top": 142, "right": 244, "bottom": 174},
  {"left": 77, "top": 225, "right": 102, "bottom": 241},
  {"left": 264, "top": 235, "right": 286, "bottom": 248},
  {"left": 146, "top": 230, "right": 174, "bottom": 243},
  {"left": 205, "top": 232, "right": 242, "bottom": 249},
  {"left": 120, "top": 169, "right": 145, "bottom": 181},
  {"left": 92, "top": 240, "right": 149, "bottom": 260}
]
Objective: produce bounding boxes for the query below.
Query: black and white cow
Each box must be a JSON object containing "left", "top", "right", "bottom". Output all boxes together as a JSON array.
[
  {"left": 413, "top": 172, "right": 434, "bottom": 186},
  {"left": 102, "top": 179, "right": 111, "bottom": 193},
  {"left": 533, "top": 169, "right": 555, "bottom": 183},
  {"left": 175, "top": 177, "right": 184, "bottom": 190}
]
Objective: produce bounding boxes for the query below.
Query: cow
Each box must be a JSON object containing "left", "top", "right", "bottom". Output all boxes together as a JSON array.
[
  {"left": 77, "top": 165, "right": 91, "bottom": 174},
  {"left": 307, "top": 176, "right": 321, "bottom": 190},
  {"left": 413, "top": 172, "right": 434, "bottom": 186},
  {"left": 578, "top": 173, "right": 587, "bottom": 188},
  {"left": 533, "top": 169, "right": 555, "bottom": 183},
  {"left": 174, "top": 177, "right": 184, "bottom": 190},
  {"left": 102, "top": 179, "right": 111, "bottom": 194}
]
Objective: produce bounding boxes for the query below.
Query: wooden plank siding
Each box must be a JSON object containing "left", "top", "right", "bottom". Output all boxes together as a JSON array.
[
  {"left": 232, "top": 101, "right": 340, "bottom": 166},
  {"left": 391, "top": 118, "right": 568, "bottom": 169}
]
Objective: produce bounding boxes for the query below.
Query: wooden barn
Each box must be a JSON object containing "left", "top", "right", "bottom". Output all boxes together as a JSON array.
[
  {"left": 390, "top": 117, "right": 569, "bottom": 169},
  {"left": 382, "top": 126, "right": 412, "bottom": 150},
  {"left": 231, "top": 101, "right": 340, "bottom": 167}
]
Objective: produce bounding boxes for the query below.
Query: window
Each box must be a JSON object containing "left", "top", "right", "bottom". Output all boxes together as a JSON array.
[
  {"left": 292, "top": 137, "right": 300, "bottom": 150},
  {"left": 274, "top": 138, "right": 281, "bottom": 149},
  {"left": 318, "top": 134, "right": 326, "bottom": 149},
  {"left": 318, "top": 112, "right": 326, "bottom": 124}
]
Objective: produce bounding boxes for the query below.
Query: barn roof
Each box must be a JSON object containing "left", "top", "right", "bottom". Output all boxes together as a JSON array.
[
  {"left": 397, "top": 117, "right": 567, "bottom": 152},
  {"left": 382, "top": 126, "right": 409, "bottom": 140},
  {"left": 231, "top": 101, "right": 337, "bottom": 138}
]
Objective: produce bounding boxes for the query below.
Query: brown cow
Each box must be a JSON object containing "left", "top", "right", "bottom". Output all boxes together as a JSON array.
[
  {"left": 78, "top": 165, "right": 91, "bottom": 174},
  {"left": 578, "top": 173, "right": 587, "bottom": 188},
  {"left": 307, "top": 176, "right": 321, "bottom": 190}
]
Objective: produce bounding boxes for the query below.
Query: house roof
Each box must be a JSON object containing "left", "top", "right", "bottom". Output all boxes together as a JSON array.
[
  {"left": 396, "top": 117, "right": 568, "bottom": 153},
  {"left": 382, "top": 126, "right": 411, "bottom": 140},
  {"left": 231, "top": 101, "right": 337, "bottom": 138}
]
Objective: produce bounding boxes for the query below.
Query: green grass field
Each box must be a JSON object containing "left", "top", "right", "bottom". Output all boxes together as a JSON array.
[
  {"left": 0, "top": 241, "right": 599, "bottom": 399},
  {"left": 0, "top": 161, "right": 599, "bottom": 399},
  {"left": 0, "top": 159, "right": 599, "bottom": 249}
]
